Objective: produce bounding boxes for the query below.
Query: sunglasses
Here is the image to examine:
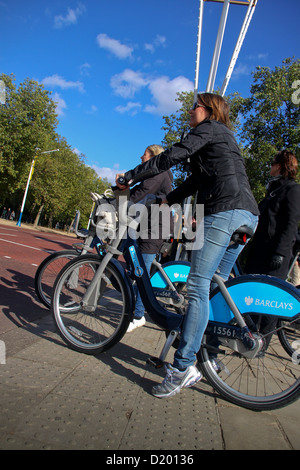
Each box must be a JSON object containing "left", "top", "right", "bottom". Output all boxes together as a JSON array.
[{"left": 192, "top": 102, "right": 206, "bottom": 110}]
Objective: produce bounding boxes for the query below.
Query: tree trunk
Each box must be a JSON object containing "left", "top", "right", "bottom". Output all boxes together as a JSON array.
[{"left": 33, "top": 204, "right": 44, "bottom": 228}]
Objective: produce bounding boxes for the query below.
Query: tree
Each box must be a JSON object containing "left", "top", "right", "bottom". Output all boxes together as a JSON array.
[
  {"left": 0, "top": 74, "right": 58, "bottom": 204},
  {"left": 0, "top": 73, "right": 110, "bottom": 227},
  {"left": 30, "top": 137, "right": 110, "bottom": 228},
  {"left": 239, "top": 57, "right": 300, "bottom": 200}
]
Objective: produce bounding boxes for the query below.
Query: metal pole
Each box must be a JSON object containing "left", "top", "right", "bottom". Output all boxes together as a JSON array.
[
  {"left": 16, "top": 148, "right": 59, "bottom": 227},
  {"left": 193, "top": 0, "right": 204, "bottom": 103},
  {"left": 178, "top": 1, "right": 205, "bottom": 260},
  {"left": 220, "top": 0, "right": 257, "bottom": 96},
  {"left": 206, "top": 0, "right": 230, "bottom": 92}
]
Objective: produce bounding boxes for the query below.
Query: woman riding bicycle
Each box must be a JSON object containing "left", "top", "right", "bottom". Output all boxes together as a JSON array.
[{"left": 116, "top": 92, "right": 259, "bottom": 399}]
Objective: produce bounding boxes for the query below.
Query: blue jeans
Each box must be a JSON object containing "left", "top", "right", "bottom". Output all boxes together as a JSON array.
[
  {"left": 173, "top": 209, "right": 258, "bottom": 370},
  {"left": 134, "top": 253, "right": 156, "bottom": 319}
]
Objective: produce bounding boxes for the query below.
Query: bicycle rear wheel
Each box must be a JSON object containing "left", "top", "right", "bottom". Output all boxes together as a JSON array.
[
  {"left": 51, "top": 254, "right": 132, "bottom": 354},
  {"left": 35, "top": 250, "right": 78, "bottom": 308},
  {"left": 198, "top": 319, "right": 300, "bottom": 411}
]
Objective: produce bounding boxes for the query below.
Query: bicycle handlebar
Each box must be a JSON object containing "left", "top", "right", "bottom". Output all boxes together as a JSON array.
[{"left": 116, "top": 176, "right": 126, "bottom": 186}]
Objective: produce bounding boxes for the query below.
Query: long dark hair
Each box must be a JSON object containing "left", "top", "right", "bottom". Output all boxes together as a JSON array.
[{"left": 273, "top": 150, "right": 298, "bottom": 179}]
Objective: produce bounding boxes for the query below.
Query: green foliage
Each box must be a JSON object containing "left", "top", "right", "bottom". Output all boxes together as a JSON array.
[
  {"left": 239, "top": 57, "right": 300, "bottom": 201},
  {"left": 0, "top": 73, "right": 110, "bottom": 228},
  {"left": 0, "top": 74, "right": 58, "bottom": 196}
]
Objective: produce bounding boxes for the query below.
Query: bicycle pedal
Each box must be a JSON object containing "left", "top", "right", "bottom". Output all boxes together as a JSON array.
[{"left": 147, "top": 356, "right": 164, "bottom": 369}]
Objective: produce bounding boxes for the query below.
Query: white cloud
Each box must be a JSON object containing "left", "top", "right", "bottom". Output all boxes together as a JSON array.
[
  {"left": 86, "top": 105, "right": 98, "bottom": 114},
  {"left": 115, "top": 101, "right": 142, "bottom": 116},
  {"left": 111, "top": 69, "right": 193, "bottom": 115},
  {"left": 54, "top": 3, "right": 86, "bottom": 29},
  {"left": 246, "top": 53, "right": 269, "bottom": 61},
  {"left": 145, "top": 75, "right": 193, "bottom": 115},
  {"left": 96, "top": 33, "right": 133, "bottom": 59},
  {"left": 80, "top": 62, "right": 91, "bottom": 76},
  {"left": 52, "top": 92, "right": 67, "bottom": 116},
  {"left": 144, "top": 34, "right": 166, "bottom": 53},
  {"left": 231, "top": 63, "right": 251, "bottom": 79},
  {"left": 92, "top": 163, "right": 127, "bottom": 184},
  {"left": 110, "top": 69, "right": 148, "bottom": 98},
  {"left": 42, "top": 74, "right": 85, "bottom": 93}
]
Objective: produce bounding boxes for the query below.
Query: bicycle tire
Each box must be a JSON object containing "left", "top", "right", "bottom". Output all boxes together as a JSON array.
[
  {"left": 51, "top": 254, "right": 132, "bottom": 354},
  {"left": 34, "top": 249, "right": 78, "bottom": 308}
]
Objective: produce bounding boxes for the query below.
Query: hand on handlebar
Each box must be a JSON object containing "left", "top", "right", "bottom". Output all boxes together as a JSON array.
[{"left": 116, "top": 174, "right": 129, "bottom": 190}]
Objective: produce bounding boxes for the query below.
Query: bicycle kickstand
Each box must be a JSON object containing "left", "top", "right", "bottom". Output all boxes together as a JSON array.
[{"left": 147, "top": 330, "right": 179, "bottom": 369}]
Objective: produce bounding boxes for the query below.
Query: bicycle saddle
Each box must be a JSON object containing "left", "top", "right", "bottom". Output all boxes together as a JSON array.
[{"left": 230, "top": 225, "right": 254, "bottom": 245}]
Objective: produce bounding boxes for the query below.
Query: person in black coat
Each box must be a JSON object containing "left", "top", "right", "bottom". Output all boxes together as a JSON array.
[
  {"left": 127, "top": 144, "right": 173, "bottom": 332},
  {"left": 245, "top": 150, "right": 300, "bottom": 348},
  {"left": 245, "top": 150, "right": 300, "bottom": 280}
]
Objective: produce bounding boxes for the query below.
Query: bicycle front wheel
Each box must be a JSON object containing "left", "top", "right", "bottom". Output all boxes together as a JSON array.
[
  {"left": 35, "top": 249, "right": 78, "bottom": 308},
  {"left": 51, "top": 254, "right": 132, "bottom": 354}
]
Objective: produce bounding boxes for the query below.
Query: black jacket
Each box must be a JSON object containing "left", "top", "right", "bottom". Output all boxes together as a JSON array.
[
  {"left": 129, "top": 170, "right": 173, "bottom": 254},
  {"left": 245, "top": 177, "right": 300, "bottom": 279},
  {"left": 125, "top": 119, "right": 259, "bottom": 216}
]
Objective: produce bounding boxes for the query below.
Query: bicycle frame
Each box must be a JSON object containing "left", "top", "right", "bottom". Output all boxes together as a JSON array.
[{"left": 80, "top": 232, "right": 249, "bottom": 332}]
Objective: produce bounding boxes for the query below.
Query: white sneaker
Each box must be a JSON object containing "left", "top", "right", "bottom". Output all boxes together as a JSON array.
[
  {"left": 152, "top": 364, "right": 202, "bottom": 398},
  {"left": 127, "top": 317, "right": 146, "bottom": 332}
]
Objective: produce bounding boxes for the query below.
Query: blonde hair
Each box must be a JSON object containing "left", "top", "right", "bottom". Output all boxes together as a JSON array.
[
  {"left": 146, "top": 144, "right": 164, "bottom": 157},
  {"left": 197, "top": 92, "right": 231, "bottom": 128}
]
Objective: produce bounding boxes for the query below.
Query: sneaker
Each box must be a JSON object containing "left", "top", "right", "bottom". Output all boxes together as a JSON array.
[
  {"left": 152, "top": 364, "right": 202, "bottom": 398},
  {"left": 127, "top": 316, "right": 146, "bottom": 332}
]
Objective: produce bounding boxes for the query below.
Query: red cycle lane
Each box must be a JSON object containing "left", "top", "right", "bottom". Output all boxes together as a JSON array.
[{"left": 0, "top": 221, "right": 77, "bottom": 352}]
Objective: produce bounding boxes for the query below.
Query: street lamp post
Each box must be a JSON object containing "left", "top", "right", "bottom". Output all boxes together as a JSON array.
[{"left": 16, "top": 148, "right": 59, "bottom": 227}]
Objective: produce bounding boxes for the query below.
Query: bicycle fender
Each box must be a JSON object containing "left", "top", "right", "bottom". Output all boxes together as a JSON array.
[
  {"left": 209, "top": 274, "right": 300, "bottom": 324},
  {"left": 150, "top": 260, "right": 190, "bottom": 288}
]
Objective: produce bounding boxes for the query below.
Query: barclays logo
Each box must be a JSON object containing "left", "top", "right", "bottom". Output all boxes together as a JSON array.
[
  {"left": 244, "top": 295, "right": 293, "bottom": 310},
  {"left": 173, "top": 272, "right": 188, "bottom": 279},
  {"left": 244, "top": 296, "right": 253, "bottom": 306}
]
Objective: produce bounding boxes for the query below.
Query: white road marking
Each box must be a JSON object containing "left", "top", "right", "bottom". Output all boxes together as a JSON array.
[{"left": 0, "top": 238, "right": 43, "bottom": 251}]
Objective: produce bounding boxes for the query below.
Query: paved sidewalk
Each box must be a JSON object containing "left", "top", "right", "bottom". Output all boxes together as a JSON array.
[{"left": 0, "top": 311, "right": 299, "bottom": 451}]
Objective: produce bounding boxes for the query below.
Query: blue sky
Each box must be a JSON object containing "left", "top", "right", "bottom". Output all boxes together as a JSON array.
[{"left": 1, "top": 0, "right": 299, "bottom": 183}]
